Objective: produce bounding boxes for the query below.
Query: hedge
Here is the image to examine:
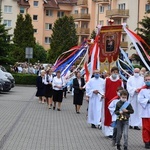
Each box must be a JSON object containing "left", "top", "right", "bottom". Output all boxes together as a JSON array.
[{"left": 12, "top": 73, "right": 37, "bottom": 85}]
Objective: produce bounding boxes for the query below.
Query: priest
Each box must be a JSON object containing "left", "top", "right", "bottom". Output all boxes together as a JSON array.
[
  {"left": 86, "top": 70, "right": 105, "bottom": 128},
  {"left": 102, "top": 66, "right": 123, "bottom": 137},
  {"left": 127, "top": 68, "right": 145, "bottom": 130},
  {"left": 138, "top": 72, "right": 150, "bottom": 149}
]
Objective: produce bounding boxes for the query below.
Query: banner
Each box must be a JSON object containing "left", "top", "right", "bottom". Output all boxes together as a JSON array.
[{"left": 99, "top": 25, "right": 122, "bottom": 63}]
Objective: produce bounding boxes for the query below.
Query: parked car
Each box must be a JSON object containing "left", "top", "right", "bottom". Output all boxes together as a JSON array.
[
  {"left": 0, "top": 66, "right": 15, "bottom": 88},
  {"left": 0, "top": 72, "right": 12, "bottom": 92}
]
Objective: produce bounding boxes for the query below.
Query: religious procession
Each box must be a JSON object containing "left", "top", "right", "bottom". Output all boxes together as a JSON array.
[{"left": 35, "top": 24, "right": 150, "bottom": 150}]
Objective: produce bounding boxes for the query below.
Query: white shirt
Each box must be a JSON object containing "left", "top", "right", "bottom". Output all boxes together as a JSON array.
[
  {"left": 138, "top": 88, "right": 150, "bottom": 118},
  {"left": 43, "top": 74, "right": 53, "bottom": 85},
  {"left": 52, "top": 76, "right": 65, "bottom": 91}
]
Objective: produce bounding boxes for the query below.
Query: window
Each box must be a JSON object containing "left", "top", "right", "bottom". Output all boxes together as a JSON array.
[
  {"left": 108, "top": 5, "right": 111, "bottom": 10},
  {"left": 57, "top": 11, "right": 64, "bottom": 17},
  {"left": 81, "top": 9, "right": 87, "bottom": 14},
  {"left": 45, "top": 37, "right": 51, "bottom": 44},
  {"left": 4, "top": 6, "right": 12, "bottom": 13},
  {"left": 74, "top": 10, "right": 78, "bottom": 14},
  {"left": 99, "top": 6, "right": 104, "bottom": 13},
  {"left": 4, "top": 20, "right": 12, "bottom": 27},
  {"left": 46, "top": 10, "right": 53, "bottom": 16},
  {"left": 99, "top": 20, "right": 104, "bottom": 25},
  {"left": 45, "top": 23, "right": 52, "bottom": 30},
  {"left": 33, "top": 15, "right": 38, "bottom": 20},
  {"left": 20, "top": 7, "right": 25, "bottom": 14},
  {"left": 118, "top": 3, "right": 126, "bottom": 10},
  {"left": 33, "top": 1, "right": 38, "bottom": 7},
  {"left": 145, "top": 4, "right": 150, "bottom": 12},
  {"left": 34, "top": 29, "right": 38, "bottom": 33}
]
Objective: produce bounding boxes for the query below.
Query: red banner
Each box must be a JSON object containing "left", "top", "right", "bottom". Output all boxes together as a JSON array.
[{"left": 99, "top": 25, "right": 122, "bottom": 63}]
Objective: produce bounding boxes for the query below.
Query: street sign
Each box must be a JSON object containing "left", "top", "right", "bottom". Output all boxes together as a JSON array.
[{"left": 25, "top": 47, "right": 33, "bottom": 59}]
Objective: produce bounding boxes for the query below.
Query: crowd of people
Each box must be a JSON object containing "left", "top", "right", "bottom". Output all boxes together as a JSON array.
[{"left": 35, "top": 65, "right": 150, "bottom": 150}]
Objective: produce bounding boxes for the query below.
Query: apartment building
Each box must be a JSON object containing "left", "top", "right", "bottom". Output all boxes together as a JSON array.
[{"left": 1, "top": 0, "right": 150, "bottom": 55}]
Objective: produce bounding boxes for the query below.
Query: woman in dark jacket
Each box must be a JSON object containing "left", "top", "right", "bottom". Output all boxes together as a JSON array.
[
  {"left": 73, "top": 71, "right": 85, "bottom": 113},
  {"left": 36, "top": 70, "right": 45, "bottom": 103}
]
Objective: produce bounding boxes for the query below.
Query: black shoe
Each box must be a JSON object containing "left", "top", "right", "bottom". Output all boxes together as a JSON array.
[
  {"left": 129, "top": 126, "right": 133, "bottom": 129},
  {"left": 53, "top": 106, "right": 55, "bottom": 110},
  {"left": 117, "top": 144, "right": 121, "bottom": 150},
  {"left": 124, "top": 146, "right": 128, "bottom": 150},
  {"left": 145, "top": 143, "right": 150, "bottom": 149},
  {"left": 76, "top": 112, "right": 80, "bottom": 114},
  {"left": 108, "top": 135, "right": 113, "bottom": 138},
  {"left": 57, "top": 108, "right": 61, "bottom": 111},
  {"left": 134, "top": 126, "right": 141, "bottom": 130},
  {"left": 91, "top": 124, "right": 96, "bottom": 128}
]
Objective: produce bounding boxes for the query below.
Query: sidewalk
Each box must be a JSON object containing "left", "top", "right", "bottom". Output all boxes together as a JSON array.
[{"left": 0, "top": 86, "right": 145, "bottom": 150}]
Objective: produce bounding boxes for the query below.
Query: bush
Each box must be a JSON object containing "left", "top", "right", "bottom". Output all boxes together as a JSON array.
[{"left": 12, "top": 73, "right": 37, "bottom": 85}]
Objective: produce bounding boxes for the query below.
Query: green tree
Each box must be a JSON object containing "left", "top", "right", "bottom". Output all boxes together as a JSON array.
[
  {"left": 136, "top": 12, "right": 150, "bottom": 54},
  {"left": 0, "top": 11, "right": 11, "bottom": 64},
  {"left": 13, "top": 14, "right": 24, "bottom": 47},
  {"left": 47, "top": 15, "right": 78, "bottom": 63},
  {"left": 12, "top": 14, "right": 36, "bottom": 62},
  {"left": 90, "top": 30, "right": 96, "bottom": 39},
  {"left": 33, "top": 43, "right": 47, "bottom": 63}
]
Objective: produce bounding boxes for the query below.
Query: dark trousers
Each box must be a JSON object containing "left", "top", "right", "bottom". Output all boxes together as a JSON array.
[{"left": 116, "top": 120, "right": 129, "bottom": 147}]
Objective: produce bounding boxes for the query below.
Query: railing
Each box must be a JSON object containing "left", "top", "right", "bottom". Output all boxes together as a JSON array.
[
  {"left": 72, "top": 13, "right": 90, "bottom": 19},
  {"left": 94, "top": 0, "right": 109, "bottom": 3},
  {"left": 106, "top": 9, "right": 129, "bottom": 17},
  {"left": 76, "top": 28, "right": 90, "bottom": 34},
  {"left": 77, "top": 0, "right": 88, "bottom": 5}
]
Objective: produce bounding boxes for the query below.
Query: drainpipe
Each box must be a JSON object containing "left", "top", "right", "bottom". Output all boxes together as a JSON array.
[{"left": 137, "top": 0, "right": 140, "bottom": 33}]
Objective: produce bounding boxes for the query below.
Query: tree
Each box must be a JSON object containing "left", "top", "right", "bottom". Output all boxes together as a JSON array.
[
  {"left": 136, "top": 12, "right": 150, "bottom": 54},
  {"left": 12, "top": 14, "right": 36, "bottom": 62},
  {"left": 90, "top": 30, "right": 96, "bottom": 39},
  {"left": 13, "top": 14, "right": 24, "bottom": 47},
  {"left": 47, "top": 15, "right": 78, "bottom": 63},
  {"left": 0, "top": 11, "right": 11, "bottom": 64}
]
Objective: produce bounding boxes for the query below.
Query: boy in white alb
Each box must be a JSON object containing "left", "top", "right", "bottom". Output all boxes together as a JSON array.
[{"left": 138, "top": 72, "right": 150, "bottom": 149}]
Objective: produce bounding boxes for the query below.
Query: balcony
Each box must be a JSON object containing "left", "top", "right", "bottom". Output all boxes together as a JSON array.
[
  {"left": 77, "top": 0, "right": 88, "bottom": 6},
  {"left": 120, "top": 42, "right": 128, "bottom": 48},
  {"left": 72, "top": 13, "right": 90, "bottom": 20},
  {"left": 76, "top": 28, "right": 90, "bottom": 35},
  {"left": 93, "top": 0, "right": 109, "bottom": 4},
  {"left": 106, "top": 9, "right": 129, "bottom": 18}
]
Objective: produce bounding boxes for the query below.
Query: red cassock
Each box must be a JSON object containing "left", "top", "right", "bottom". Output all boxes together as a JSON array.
[{"left": 104, "top": 78, "right": 122, "bottom": 126}]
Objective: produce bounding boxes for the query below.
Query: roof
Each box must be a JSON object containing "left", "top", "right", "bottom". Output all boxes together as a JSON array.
[
  {"left": 56, "top": 0, "right": 77, "bottom": 5},
  {"left": 44, "top": 0, "right": 59, "bottom": 9},
  {"left": 17, "top": 0, "right": 30, "bottom": 7}
]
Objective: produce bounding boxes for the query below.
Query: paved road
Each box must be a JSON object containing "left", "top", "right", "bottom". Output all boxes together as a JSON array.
[{"left": 0, "top": 86, "right": 146, "bottom": 150}]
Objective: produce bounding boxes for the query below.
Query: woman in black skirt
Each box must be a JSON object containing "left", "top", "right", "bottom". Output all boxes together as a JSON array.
[
  {"left": 52, "top": 70, "right": 65, "bottom": 111},
  {"left": 73, "top": 71, "right": 85, "bottom": 113},
  {"left": 36, "top": 70, "right": 45, "bottom": 103},
  {"left": 44, "top": 68, "right": 53, "bottom": 109}
]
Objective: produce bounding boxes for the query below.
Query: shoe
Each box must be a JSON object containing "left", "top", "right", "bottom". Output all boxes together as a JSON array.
[
  {"left": 145, "top": 143, "right": 150, "bottom": 149},
  {"left": 48, "top": 105, "right": 52, "bottom": 109},
  {"left": 117, "top": 144, "right": 121, "bottom": 150},
  {"left": 42, "top": 101, "right": 44, "bottom": 104},
  {"left": 53, "top": 106, "right": 55, "bottom": 110},
  {"left": 129, "top": 126, "right": 133, "bottom": 129},
  {"left": 91, "top": 124, "right": 96, "bottom": 128},
  {"left": 108, "top": 135, "right": 113, "bottom": 138},
  {"left": 76, "top": 112, "right": 80, "bottom": 114},
  {"left": 124, "top": 146, "right": 128, "bottom": 150},
  {"left": 134, "top": 126, "right": 141, "bottom": 130},
  {"left": 57, "top": 108, "right": 61, "bottom": 111}
]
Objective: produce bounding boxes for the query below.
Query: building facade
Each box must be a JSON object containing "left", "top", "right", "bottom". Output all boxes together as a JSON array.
[{"left": 1, "top": 0, "right": 150, "bottom": 56}]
